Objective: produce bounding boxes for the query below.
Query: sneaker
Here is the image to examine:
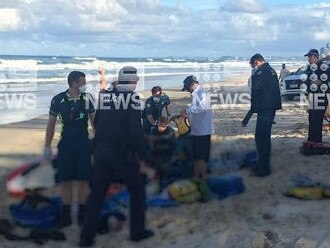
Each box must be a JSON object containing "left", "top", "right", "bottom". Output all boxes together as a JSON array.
[{"left": 130, "top": 230, "right": 154, "bottom": 242}]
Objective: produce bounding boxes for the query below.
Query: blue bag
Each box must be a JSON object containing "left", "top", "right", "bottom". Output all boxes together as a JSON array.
[
  {"left": 147, "top": 196, "right": 179, "bottom": 207},
  {"left": 10, "top": 195, "right": 62, "bottom": 229},
  {"left": 207, "top": 175, "right": 245, "bottom": 199},
  {"left": 243, "top": 151, "right": 257, "bottom": 168}
]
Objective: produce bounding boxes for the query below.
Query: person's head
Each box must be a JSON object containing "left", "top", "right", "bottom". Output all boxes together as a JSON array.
[
  {"left": 68, "top": 71, "right": 86, "bottom": 92},
  {"left": 157, "top": 116, "right": 169, "bottom": 132},
  {"left": 118, "top": 66, "right": 139, "bottom": 84},
  {"left": 181, "top": 75, "right": 199, "bottom": 93},
  {"left": 304, "top": 49, "right": 319, "bottom": 64},
  {"left": 282, "top": 63, "right": 286, "bottom": 69},
  {"left": 151, "top": 86, "right": 162, "bottom": 97},
  {"left": 249, "top": 54, "right": 265, "bottom": 68}
]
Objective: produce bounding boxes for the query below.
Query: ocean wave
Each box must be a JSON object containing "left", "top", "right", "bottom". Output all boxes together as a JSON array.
[
  {"left": 0, "top": 59, "right": 42, "bottom": 68},
  {"left": 74, "top": 56, "right": 98, "bottom": 61},
  {"left": 0, "top": 77, "right": 66, "bottom": 84}
]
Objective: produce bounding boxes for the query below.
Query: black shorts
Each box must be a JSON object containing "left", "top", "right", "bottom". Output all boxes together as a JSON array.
[
  {"left": 192, "top": 135, "right": 211, "bottom": 162},
  {"left": 57, "top": 138, "right": 92, "bottom": 182}
]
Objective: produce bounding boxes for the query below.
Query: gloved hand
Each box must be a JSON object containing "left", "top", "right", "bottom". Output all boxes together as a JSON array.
[{"left": 43, "top": 146, "right": 53, "bottom": 161}]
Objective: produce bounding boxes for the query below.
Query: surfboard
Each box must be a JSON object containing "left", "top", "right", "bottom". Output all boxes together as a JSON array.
[{"left": 6, "top": 157, "right": 57, "bottom": 197}]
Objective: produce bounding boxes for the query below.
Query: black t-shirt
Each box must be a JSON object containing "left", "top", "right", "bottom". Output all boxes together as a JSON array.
[
  {"left": 150, "top": 126, "right": 176, "bottom": 154},
  {"left": 142, "top": 94, "right": 170, "bottom": 122},
  {"left": 49, "top": 91, "right": 95, "bottom": 139}
]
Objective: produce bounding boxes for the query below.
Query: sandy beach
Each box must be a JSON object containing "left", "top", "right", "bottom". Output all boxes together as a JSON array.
[{"left": 1, "top": 74, "right": 330, "bottom": 248}]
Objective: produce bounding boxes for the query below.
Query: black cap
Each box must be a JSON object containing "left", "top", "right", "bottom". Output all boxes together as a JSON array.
[
  {"left": 304, "top": 49, "right": 319, "bottom": 57},
  {"left": 182, "top": 75, "right": 198, "bottom": 91},
  {"left": 249, "top": 53, "right": 264, "bottom": 65}
]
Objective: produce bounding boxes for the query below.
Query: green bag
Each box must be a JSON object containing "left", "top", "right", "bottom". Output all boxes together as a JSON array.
[{"left": 191, "top": 179, "right": 213, "bottom": 203}]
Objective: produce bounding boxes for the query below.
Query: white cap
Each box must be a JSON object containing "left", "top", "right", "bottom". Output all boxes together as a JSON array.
[{"left": 118, "top": 66, "right": 139, "bottom": 83}]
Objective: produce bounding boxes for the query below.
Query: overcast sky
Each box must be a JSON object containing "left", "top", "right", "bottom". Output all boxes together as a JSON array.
[{"left": 0, "top": 0, "right": 329, "bottom": 57}]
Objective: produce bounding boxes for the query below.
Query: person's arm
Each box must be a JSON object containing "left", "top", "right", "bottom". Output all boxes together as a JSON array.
[
  {"left": 98, "top": 67, "right": 107, "bottom": 91},
  {"left": 86, "top": 93, "right": 96, "bottom": 132},
  {"left": 242, "top": 109, "right": 254, "bottom": 127},
  {"left": 44, "top": 114, "right": 57, "bottom": 160},
  {"left": 165, "top": 104, "right": 171, "bottom": 116},
  {"left": 89, "top": 112, "right": 96, "bottom": 132},
  {"left": 164, "top": 95, "right": 171, "bottom": 116},
  {"left": 279, "top": 69, "right": 283, "bottom": 81},
  {"left": 45, "top": 95, "right": 60, "bottom": 149},
  {"left": 45, "top": 114, "right": 57, "bottom": 147},
  {"left": 147, "top": 114, "right": 156, "bottom": 125},
  {"left": 186, "top": 91, "right": 209, "bottom": 115}
]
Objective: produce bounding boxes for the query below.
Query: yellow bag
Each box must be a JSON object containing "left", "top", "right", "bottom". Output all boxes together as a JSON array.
[
  {"left": 285, "top": 187, "right": 323, "bottom": 200},
  {"left": 168, "top": 180, "right": 201, "bottom": 203},
  {"left": 173, "top": 117, "right": 190, "bottom": 136}
]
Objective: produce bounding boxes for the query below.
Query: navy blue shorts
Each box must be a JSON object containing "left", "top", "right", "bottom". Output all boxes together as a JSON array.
[
  {"left": 57, "top": 138, "right": 92, "bottom": 182},
  {"left": 192, "top": 135, "right": 211, "bottom": 162}
]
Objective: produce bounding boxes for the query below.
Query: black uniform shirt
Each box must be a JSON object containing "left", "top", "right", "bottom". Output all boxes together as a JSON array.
[
  {"left": 251, "top": 62, "right": 282, "bottom": 112},
  {"left": 94, "top": 88, "right": 148, "bottom": 161}
]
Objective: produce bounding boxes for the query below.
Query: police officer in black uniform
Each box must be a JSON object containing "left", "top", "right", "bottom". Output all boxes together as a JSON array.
[
  {"left": 250, "top": 54, "right": 282, "bottom": 177},
  {"left": 79, "top": 66, "right": 154, "bottom": 247},
  {"left": 142, "top": 86, "right": 171, "bottom": 134},
  {"left": 303, "top": 49, "right": 330, "bottom": 143}
]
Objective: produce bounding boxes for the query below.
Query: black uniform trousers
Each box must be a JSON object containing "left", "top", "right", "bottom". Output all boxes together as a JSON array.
[
  {"left": 81, "top": 146, "right": 146, "bottom": 240},
  {"left": 308, "top": 109, "right": 326, "bottom": 143}
]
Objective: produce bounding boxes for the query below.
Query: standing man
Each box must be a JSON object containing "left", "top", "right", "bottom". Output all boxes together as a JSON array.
[
  {"left": 250, "top": 54, "right": 282, "bottom": 177},
  {"left": 180, "top": 76, "right": 213, "bottom": 181},
  {"left": 279, "top": 63, "right": 291, "bottom": 82},
  {"left": 304, "top": 49, "right": 330, "bottom": 143},
  {"left": 80, "top": 66, "right": 153, "bottom": 247},
  {"left": 142, "top": 86, "right": 171, "bottom": 134},
  {"left": 44, "top": 71, "right": 95, "bottom": 227}
]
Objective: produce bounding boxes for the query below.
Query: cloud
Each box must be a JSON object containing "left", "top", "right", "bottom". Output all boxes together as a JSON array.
[
  {"left": 221, "top": 0, "right": 267, "bottom": 13},
  {"left": 0, "top": 9, "right": 22, "bottom": 31},
  {"left": 0, "top": 0, "right": 330, "bottom": 56}
]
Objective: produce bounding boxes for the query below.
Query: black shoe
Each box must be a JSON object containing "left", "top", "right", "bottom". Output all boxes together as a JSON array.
[
  {"left": 251, "top": 170, "right": 271, "bottom": 177},
  {"left": 250, "top": 165, "right": 257, "bottom": 173},
  {"left": 130, "top": 230, "right": 154, "bottom": 242},
  {"left": 57, "top": 216, "right": 72, "bottom": 229},
  {"left": 57, "top": 205, "right": 72, "bottom": 228},
  {"left": 97, "top": 218, "right": 109, "bottom": 235},
  {"left": 78, "top": 204, "right": 87, "bottom": 227},
  {"left": 79, "top": 236, "right": 94, "bottom": 247}
]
